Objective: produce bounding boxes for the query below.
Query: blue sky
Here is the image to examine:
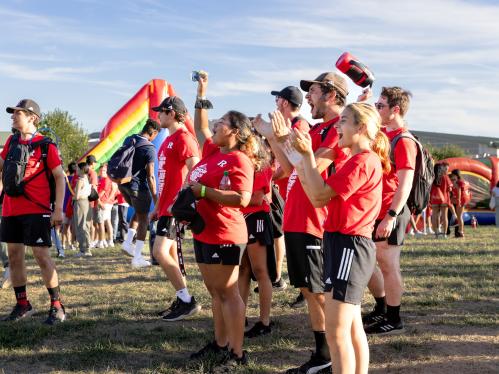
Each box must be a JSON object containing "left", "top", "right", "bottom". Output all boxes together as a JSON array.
[{"left": 1, "top": 0, "right": 498, "bottom": 137}]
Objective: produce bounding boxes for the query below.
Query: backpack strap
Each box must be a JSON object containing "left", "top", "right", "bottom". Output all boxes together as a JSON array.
[
  {"left": 390, "top": 131, "right": 425, "bottom": 177},
  {"left": 24, "top": 138, "right": 56, "bottom": 212}
]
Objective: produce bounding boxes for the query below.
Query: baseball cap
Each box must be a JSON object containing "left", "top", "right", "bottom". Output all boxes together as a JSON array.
[
  {"left": 271, "top": 86, "right": 303, "bottom": 107},
  {"left": 6, "top": 99, "right": 41, "bottom": 118},
  {"left": 171, "top": 187, "right": 205, "bottom": 234},
  {"left": 152, "top": 96, "right": 187, "bottom": 114},
  {"left": 300, "top": 72, "right": 349, "bottom": 98}
]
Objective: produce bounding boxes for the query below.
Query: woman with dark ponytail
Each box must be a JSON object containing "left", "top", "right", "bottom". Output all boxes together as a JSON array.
[
  {"left": 187, "top": 75, "right": 263, "bottom": 371},
  {"left": 430, "top": 163, "right": 451, "bottom": 238}
]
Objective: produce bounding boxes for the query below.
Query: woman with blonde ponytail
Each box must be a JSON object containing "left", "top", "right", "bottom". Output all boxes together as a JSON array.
[{"left": 290, "top": 102, "right": 384, "bottom": 374}]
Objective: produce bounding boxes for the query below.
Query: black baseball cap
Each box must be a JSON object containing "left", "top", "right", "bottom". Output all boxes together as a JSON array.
[
  {"left": 152, "top": 96, "right": 187, "bottom": 114},
  {"left": 300, "top": 72, "right": 349, "bottom": 98},
  {"left": 6, "top": 99, "right": 41, "bottom": 118},
  {"left": 271, "top": 86, "right": 303, "bottom": 107}
]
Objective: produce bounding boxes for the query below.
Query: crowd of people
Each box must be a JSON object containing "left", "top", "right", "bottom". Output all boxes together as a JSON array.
[{"left": 0, "top": 71, "right": 480, "bottom": 373}]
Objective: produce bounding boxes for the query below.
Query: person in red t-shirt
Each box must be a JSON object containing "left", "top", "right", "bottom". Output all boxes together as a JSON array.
[
  {"left": 0, "top": 99, "right": 66, "bottom": 325},
  {"left": 364, "top": 87, "right": 416, "bottom": 336},
  {"left": 149, "top": 96, "right": 201, "bottom": 322},
  {"left": 97, "top": 164, "right": 118, "bottom": 247},
  {"left": 430, "top": 162, "right": 452, "bottom": 237},
  {"left": 450, "top": 169, "right": 471, "bottom": 238},
  {"left": 269, "top": 86, "right": 310, "bottom": 294},
  {"left": 239, "top": 163, "right": 275, "bottom": 338},
  {"left": 254, "top": 72, "right": 349, "bottom": 373},
  {"left": 186, "top": 75, "right": 257, "bottom": 369},
  {"left": 292, "top": 102, "right": 388, "bottom": 374}
]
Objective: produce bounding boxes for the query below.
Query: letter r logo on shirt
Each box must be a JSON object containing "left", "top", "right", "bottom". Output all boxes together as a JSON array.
[{"left": 217, "top": 160, "right": 227, "bottom": 168}]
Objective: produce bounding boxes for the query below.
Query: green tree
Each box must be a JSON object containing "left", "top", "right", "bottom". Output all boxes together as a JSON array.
[
  {"left": 39, "top": 109, "right": 89, "bottom": 167},
  {"left": 425, "top": 143, "right": 467, "bottom": 161}
]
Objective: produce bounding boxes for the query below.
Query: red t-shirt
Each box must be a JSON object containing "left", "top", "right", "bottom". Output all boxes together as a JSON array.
[
  {"left": 1, "top": 135, "right": 61, "bottom": 216},
  {"left": 157, "top": 127, "right": 199, "bottom": 217},
  {"left": 325, "top": 151, "right": 383, "bottom": 237},
  {"left": 430, "top": 175, "right": 451, "bottom": 205},
  {"left": 116, "top": 191, "right": 127, "bottom": 205},
  {"left": 98, "top": 176, "right": 116, "bottom": 204},
  {"left": 274, "top": 117, "right": 310, "bottom": 200},
  {"left": 241, "top": 167, "right": 272, "bottom": 214},
  {"left": 283, "top": 117, "right": 343, "bottom": 238},
  {"left": 188, "top": 138, "right": 254, "bottom": 244},
  {"left": 458, "top": 179, "right": 471, "bottom": 205},
  {"left": 379, "top": 127, "right": 418, "bottom": 218}
]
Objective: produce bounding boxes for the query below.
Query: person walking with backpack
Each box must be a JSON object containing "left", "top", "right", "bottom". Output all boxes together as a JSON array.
[
  {"left": 363, "top": 87, "right": 417, "bottom": 335},
  {"left": 116, "top": 119, "right": 160, "bottom": 268},
  {"left": 149, "top": 96, "right": 201, "bottom": 321},
  {"left": 0, "top": 99, "right": 67, "bottom": 324}
]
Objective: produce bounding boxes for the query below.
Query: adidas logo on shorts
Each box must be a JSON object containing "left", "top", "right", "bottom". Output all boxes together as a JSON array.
[
  {"left": 249, "top": 234, "right": 255, "bottom": 239},
  {"left": 212, "top": 253, "right": 219, "bottom": 259},
  {"left": 36, "top": 238, "right": 44, "bottom": 244},
  {"left": 325, "top": 277, "right": 332, "bottom": 284}
]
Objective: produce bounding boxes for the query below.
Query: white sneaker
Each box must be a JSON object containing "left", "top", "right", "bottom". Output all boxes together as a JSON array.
[
  {"left": 132, "top": 257, "right": 151, "bottom": 268},
  {"left": 408, "top": 229, "right": 415, "bottom": 236},
  {"left": 107, "top": 240, "right": 115, "bottom": 247},
  {"left": 1, "top": 267, "right": 11, "bottom": 289},
  {"left": 89, "top": 241, "right": 97, "bottom": 249},
  {"left": 122, "top": 242, "right": 134, "bottom": 257}
]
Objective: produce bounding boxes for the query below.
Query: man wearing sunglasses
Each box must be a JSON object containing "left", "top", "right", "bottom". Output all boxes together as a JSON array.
[{"left": 364, "top": 87, "right": 416, "bottom": 335}]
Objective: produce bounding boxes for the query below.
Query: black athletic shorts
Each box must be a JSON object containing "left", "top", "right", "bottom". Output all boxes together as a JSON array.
[
  {"left": 269, "top": 185, "right": 284, "bottom": 238},
  {"left": 156, "top": 216, "right": 176, "bottom": 239},
  {"left": 0, "top": 214, "right": 52, "bottom": 247},
  {"left": 245, "top": 211, "right": 273, "bottom": 246},
  {"left": 323, "top": 231, "right": 376, "bottom": 305},
  {"left": 193, "top": 239, "right": 245, "bottom": 266},
  {"left": 285, "top": 232, "right": 324, "bottom": 293},
  {"left": 118, "top": 185, "right": 152, "bottom": 214},
  {"left": 373, "top": 205, "right": 411, "bottom": 246}
]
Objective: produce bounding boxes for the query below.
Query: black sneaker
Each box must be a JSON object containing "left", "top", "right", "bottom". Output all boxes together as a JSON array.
[
  {"left": 290, "top": 292, "right": 306, "bottom": 309},
  {"left": 273, "top": 278, "right": 288, "bottom": 290},
  {"left": 190, "top": 340, "right": 228, "bottom": 360},
  {"left": 364, "top": 317, "right": 404, "bottom": 335},
  {"left": 157, "top": 298, "right": 178, "bottom": 317},
  {"left": 212, "top": 350, "right": 248, "bottom": 373},
  {"left": 244, "top": 321, "right": 272, "bottom": 338},
  {"left": 254, "top": 278, "right": 288, "bottom": 293},
  {"left": 362, "top": 308, "right": 385, "bottom": 327},
  {"left": 285, "top": 352, "right": 331, "bottom": 373},
  {"left": 162, "top": 296, "right": 201, "bottom": 322},
  {"left": 43, "top": 304, "right": 66, "bottom": 325},
  {"left": 2, "top": 303, "right": 35, "bottom": 321}
]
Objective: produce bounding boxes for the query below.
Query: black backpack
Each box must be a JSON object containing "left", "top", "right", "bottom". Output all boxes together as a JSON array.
[
  {"left": 2, "top": 133, "right": 56, "bottom": 211},
  {"left": 390, "top": 132, "right": 434, "bottom": 215},
  {"left": 108, "top": 135, "right": 153, "bottom": 184}
]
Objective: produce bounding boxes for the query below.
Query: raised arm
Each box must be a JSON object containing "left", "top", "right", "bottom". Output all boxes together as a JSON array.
[{"left": 194, "top": 75, "right": 212, "bottom": 149}]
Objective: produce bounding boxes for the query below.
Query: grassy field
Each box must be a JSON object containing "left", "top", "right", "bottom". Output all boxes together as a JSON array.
[{"left": 0, "top": 227, "right": 498, "bottom": 373}]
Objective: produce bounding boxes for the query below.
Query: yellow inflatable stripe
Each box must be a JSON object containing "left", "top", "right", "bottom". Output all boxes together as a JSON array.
[{"left": 90, "top": 100, "right": 149, "bottom": 159}]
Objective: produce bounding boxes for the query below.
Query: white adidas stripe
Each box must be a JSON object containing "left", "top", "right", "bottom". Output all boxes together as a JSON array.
[
  {"left": 342, "top": 249, "right": 354, "bottom": 281},
  {"left": 337, "top": 248, "right": 348, "bottom": 280}
]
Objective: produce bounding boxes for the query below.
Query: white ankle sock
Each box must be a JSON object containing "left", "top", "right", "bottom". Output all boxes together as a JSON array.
[
  {"left": 125, "top": 229, "right": 136, "bottom": 246},
  {"left": 176, "top": 288, "right": 192, "bottom": 303},
  {"left": 134, "top": 240, "right": 145, "bottom": 259}
]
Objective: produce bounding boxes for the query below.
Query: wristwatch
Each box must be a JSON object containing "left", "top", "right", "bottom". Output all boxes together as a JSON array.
[{"left": 388, "top": 209, "right": 398, "bottom": 218}]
